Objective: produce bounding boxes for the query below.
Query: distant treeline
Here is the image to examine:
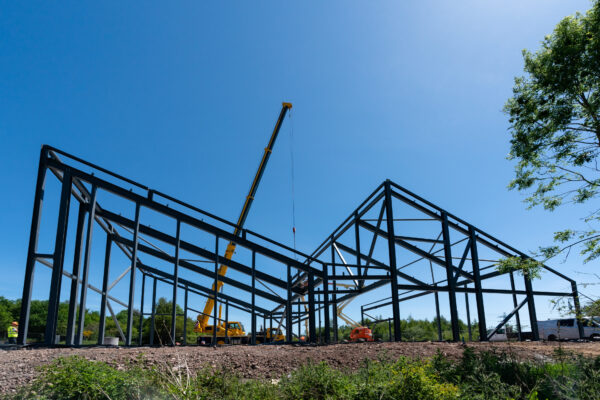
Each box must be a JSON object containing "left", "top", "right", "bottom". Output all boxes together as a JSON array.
[
  {"left": 2, "top": 296, "right": 485, "bottom": 343},
  {"left": 0, "top": 296, "right": 198, "bottom": 344}
]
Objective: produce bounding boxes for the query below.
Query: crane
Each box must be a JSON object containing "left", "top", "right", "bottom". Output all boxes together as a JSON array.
[{"left": 195, "top": 102, "right": 293, "bottom": 339}]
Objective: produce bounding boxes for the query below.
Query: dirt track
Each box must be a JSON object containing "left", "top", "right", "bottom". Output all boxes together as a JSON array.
[{"left": 1, "top": 341, "right": 600, "bottom": 395}]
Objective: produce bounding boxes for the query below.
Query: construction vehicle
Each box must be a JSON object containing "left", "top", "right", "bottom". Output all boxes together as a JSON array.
[
  {"left": 194, "top": 102, "right": 292, "bottom": 344},
  {"left": 255, "top": 327, "right": 285, "bottom": 344},
  {"left": 335, "top": 283, "right": 374, "bottom": 342},
  {"left": 195, "top": 304, "right": 249, "bottom": 344}
]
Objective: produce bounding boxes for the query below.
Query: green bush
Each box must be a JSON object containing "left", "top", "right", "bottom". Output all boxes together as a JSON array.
[{"left": 12, "top": 356, "right": 161, "bottom": 400}]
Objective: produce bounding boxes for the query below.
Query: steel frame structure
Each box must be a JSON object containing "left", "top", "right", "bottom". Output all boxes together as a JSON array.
[{"left": 18, "top": 145, "right": 584, "bottom": 346}]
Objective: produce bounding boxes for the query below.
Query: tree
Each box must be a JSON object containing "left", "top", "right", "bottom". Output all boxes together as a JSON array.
[{"left": 504, "top": 1, "right": 600, "bottom": 265}]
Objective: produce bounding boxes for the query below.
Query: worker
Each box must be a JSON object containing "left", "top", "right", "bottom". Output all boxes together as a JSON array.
[{"left": 7, "top": 321, "right": 18, "bottom": 344}]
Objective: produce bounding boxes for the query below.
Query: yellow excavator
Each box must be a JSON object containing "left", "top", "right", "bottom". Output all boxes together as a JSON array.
[{"left": 195, "top": 102, "right": 292, "bottom": 345}]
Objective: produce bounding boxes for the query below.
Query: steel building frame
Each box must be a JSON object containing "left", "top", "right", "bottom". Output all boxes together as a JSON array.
[{"left": 18, "top": 145, "right": 584, "bottom": 346}]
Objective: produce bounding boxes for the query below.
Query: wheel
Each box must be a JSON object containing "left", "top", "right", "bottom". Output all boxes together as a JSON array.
[
  {"left": 547, "top": 334, "right": 557, "bottom": 341},
  {"left": 590, "top": 334, "right": 600, "bottom": 341}
]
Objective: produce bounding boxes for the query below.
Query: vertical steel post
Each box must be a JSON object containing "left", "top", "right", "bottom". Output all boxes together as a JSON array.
[
  {"left": 98, "top": 236, "right": 112, "bottom": 345},
  {"left": 509, "top": 272, "right": 522, "bottom": 341},
  {"left": 138, "top": 274, "right": 146, "bottom": 345},
  {"left": 286, "top": 264, "right": 293, "bottom": 343},
  {"left": 331, "top": 241, "right": 339, "bottom": 342},
  {"left": 441, "top": 212, "right": 460, "bottom": 342},
  {"left": 183, "top": 286, "right": 188, "bottom": 345},
  {"left": 464, "top": 285, "right": 472, "bottom": 341},
  {"left": 469, "top": 227, "right": 487, "bottom": 341},
  {"left": 524, "top": 273, "right": 539, "bottom": 341},
  {"left": 19, "top": 147, "right": 48, "bottom": 345},
  {"left": 75, "top": 185, "right": 97, "bottom": 345},
  {"left": 46, "top": 169, "right": 73, "bottom": 345},
  {"left": 317, "top": 293, "right": 322, "bottom": 343},
  {"left": 149, "top": 278, "right": 157, "bottom": 345},
  {"left": 308, "top": 272, "right": 316, "bottom": 343},
  {"left": 225, "top": 300, "right": 229, "bottom": 344},
  {"left": 213, "top": 236, "right": 219, "bottom": 346},
  {"left": 434, "top": 292, "right": 442, "bottom": 340},
  {"left": 384, "top": 181, "right": 402, "bottom": 342},
  {"left": 171, "top": 220, "right": 181, "bottom": 346},
  {"left": 571, "top": 281, "right": 585, "bottom": 339},
  {"left": 251, "top": 251, "right": 256, "bottom": 345},
  {"left": 126, "top": 202, "right": 141, "bottom": 346},
  {"left": 66, "top": 204, "right": 86, "bottom": 346},
  {"left": 297, "top": 299, "right": 301, "bottom": 339},
  {"left": 322, "top": 263, "right": 330, "bottom": 344},
  {"left": 354, "top": 212, "right": 362, "bottom": 281}
]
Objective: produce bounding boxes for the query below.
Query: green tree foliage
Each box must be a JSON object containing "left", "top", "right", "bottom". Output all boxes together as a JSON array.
[
  {"left": 0, "top": 296, "right": 198, "bottom": 344},
  {"left": 143, "top": 297, "right": 198, "bottom": 344},
  {"left": 504, "top": 1, "right": 600, "bottom": 266}
]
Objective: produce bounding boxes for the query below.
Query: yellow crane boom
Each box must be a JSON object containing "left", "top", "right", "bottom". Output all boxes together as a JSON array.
[{"left": 198, "top": 102, "right": 292, "bottom": 330}]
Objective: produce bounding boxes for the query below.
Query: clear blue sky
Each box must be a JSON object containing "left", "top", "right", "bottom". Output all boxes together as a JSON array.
[{"left": 1, "top": 1, "right": 596, "bottom": 333}]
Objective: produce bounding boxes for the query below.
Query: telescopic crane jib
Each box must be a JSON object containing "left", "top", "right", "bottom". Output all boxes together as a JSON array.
[{"left": 195, "top": 102, "right": 292, "bottom": 333}]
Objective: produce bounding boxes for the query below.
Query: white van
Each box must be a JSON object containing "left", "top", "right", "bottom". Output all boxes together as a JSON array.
[{"left": 537, "top": 317, "right": 600, "bottom": 341}]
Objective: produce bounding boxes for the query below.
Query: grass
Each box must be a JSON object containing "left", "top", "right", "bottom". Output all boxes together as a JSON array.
[{"left": 7, "top": 348, "right": 600, "bottom": 399}]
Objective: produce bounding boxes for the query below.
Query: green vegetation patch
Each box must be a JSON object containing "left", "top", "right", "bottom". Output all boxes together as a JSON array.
[{"left": 8, "top": 348, "right": 600, "bottom": 400}]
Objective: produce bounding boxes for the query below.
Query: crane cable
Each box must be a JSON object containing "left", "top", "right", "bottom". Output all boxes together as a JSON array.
[{"left": 288, "top": 107, "right": 297, "bottom": 258}]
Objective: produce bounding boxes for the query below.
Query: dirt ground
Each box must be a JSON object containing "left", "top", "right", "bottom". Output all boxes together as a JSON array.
[{"left": 1, "top": 341, "right": 600, "bottom": 395}]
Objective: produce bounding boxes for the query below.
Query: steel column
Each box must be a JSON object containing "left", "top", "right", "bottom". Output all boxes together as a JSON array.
[
  {"left": 331, "top": 239, "right": 339, "bottom": 342},
  {"left": 285, "top": 264, "right": 292, "bottom": 342},
  {"left": 213, "top": 236, "right": 219, "bottom": 346},
  {"left": 441, "top": 212, "right": 460, "bottom": 341},
  {"left": 75, "top": 185, "right": 97, "bottom": 345},
  {"left": 150, "top": 278, "right": 157, "bottom": 345},
  {"left": 19, "top": 147, "right": 48, "bottom": 345},
  {"left": 98, "top": 237, "right": 112, "bottom": 345},
  {"left": 225, "top": 300, "right": 229, "bottom": 344},
  {"left": 171, "top": 220, "right": 181, "bottom": 346},
  {"left": 308, "top": 272, "right": 316, "bottom": 343},
  {"left": 323, "top": 263, "right": 330, "bottom": 343},
  {"left": 469, "top": 227, "right": 487, "bottom": 341},
  {"left": 572, "top": 281, "right": 585, "bottom": 339},
  {"left": 183, "top": 286, "right": 188, "bottom": 345},
  {"left": 509, "top": 272, "right": 522, "bottom": 340},
  {"left": 251, "top": 251, "right": 256, "bottom": 345},
  {"left": 297, "top": 299, "right": 301, "bottom": 339},
  {"left": 138, "top": 274, "right": 146, "bottom": 345},
  {"left": 46, "top": 170, "right": 73, "bottom": 345},
  {"left": 524, "top": 274, "right": 539, "bottom": 340},
  {"left": 384, "top": 181, "right": 401, "bottom": 341},
  {"left": 66, "top": 204, "right": 86, "bottom": 345},
  {"left": 464, "top": 285, "right": 472, "bottom": 341},
  {"left": 126, "top": 202, "right": 141, "bottom": 346}
]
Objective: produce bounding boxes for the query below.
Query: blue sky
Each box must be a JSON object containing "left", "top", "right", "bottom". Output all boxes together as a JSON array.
[{"left": 1, "top": 1, "right": 597, "bottom": 334}]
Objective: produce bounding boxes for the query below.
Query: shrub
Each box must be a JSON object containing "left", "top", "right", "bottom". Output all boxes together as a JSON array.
[{"left": 12, "top": 356, "right": 161, "bottom": 400}]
